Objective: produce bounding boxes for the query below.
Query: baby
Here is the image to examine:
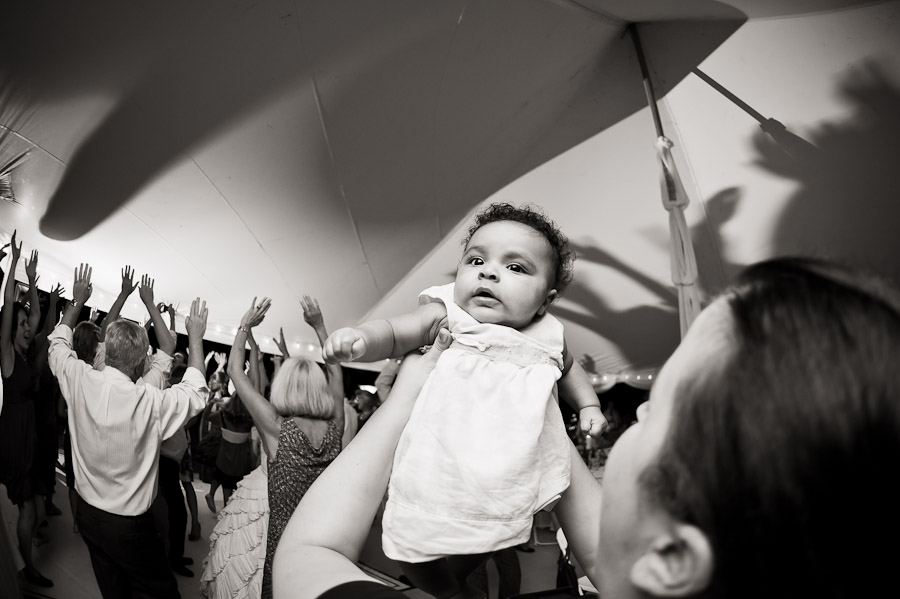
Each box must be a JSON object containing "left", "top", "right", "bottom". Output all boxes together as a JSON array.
[{"left": 324, "top": 203, "right": 605, "bottom": 597}]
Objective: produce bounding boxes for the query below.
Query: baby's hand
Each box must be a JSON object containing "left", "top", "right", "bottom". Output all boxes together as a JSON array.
[
  {"left": 579, "top": 405, "right": 607, "bottom": 438},
  {"left": 323, "top": 327, "right": 366, "bottom": 364}
]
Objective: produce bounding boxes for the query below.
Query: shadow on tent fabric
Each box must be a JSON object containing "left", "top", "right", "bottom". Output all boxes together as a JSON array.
[{"left": 759, "top": 58, "right": 900, "bottom": 281}]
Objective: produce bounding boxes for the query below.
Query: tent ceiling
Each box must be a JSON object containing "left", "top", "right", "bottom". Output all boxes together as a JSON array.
[{"left": 0, "top": 0, "right": 894, "bottom": 373}]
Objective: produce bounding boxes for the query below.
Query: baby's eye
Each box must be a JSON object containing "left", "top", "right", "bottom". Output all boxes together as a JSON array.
[
  {"left": 467, "top": 257, "right": 484, "bottom": 266},
  {"left": 507, "top": 263, "right": 525, "bottom": 273}
]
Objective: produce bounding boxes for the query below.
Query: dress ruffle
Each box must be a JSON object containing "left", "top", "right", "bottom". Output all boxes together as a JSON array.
[{"left": 201, "top": 465, "right": 269, "bottom": 599}]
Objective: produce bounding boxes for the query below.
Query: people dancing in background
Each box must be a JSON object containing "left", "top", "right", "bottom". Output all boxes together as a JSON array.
[
  {"left": 201, "top": 330, "right": 271, "bottom": 599},
  {"left": 229, "top": 295, "right": 344, "bottom": 599},
  {"left": 0, "top": 232, "right": 53, "bottom": 588},
  {"left": 49, "top": 263, "right": 209, "bottom": 599},
  {"left": 323, "top": 203, "right": 606, "bottom": 599}
]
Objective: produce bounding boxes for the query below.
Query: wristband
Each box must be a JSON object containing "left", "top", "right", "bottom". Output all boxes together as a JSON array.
[
  {"left": 238, "top": 325, "right": 250, "bottom": 333},
  {"left": 580, "top": 405, "right": 601, "bottom": 411}
]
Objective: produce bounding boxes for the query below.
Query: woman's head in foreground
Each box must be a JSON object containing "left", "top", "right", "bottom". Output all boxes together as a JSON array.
[
  {"left": 598, "top": 258, "right": 900, "bottom": 599},
  {"left": 269, "top": 356, "right": 334, "bottom": 419}
]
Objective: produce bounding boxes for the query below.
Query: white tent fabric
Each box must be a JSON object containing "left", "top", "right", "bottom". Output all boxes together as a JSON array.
[{"left": 1, "top": 0, "right": 898, "bottom": 381}]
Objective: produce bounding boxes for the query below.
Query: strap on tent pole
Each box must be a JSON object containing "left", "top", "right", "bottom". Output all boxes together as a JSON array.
[{"left": 628, "top": 24, "right": 664, "bottom": 138}]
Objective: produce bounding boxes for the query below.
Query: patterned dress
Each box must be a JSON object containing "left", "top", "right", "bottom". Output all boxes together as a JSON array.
[{"left": 261, "top": 417, "right": 341, "bottom": 599}]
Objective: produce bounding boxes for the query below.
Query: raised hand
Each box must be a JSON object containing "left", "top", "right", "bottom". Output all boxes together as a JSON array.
[
  {"left": 214, "top": 351, "right": 227, "bottom": 369},
  {"left": 138, "top": 274, "right": 155, "bottom": 306},
  {"left": 300, "top": 295, "right": 324, "bottom": 329},
  {"left": 323, "top": 327, "right": 366, "bottom": 363},
  {"left": 72, "top": 264, "right": 93, "bottom": 305},
  {"left": 240, "top": 297, "right": 272, "bottom": 330},
  {"left": 120, "top": 265, "right": 138, "bottom": 296},
  {"left": 9, "top": 231, "right": 21, "bottom": 264},
  {"left": 275, "top": 327, "right": 290, "bottom": 357},
  {"left": 24, "top": 249, "right": 39, "bottom": 283},
  {"left": 50, "top": 283, "right": 65, "bottom": 300},
  {"left": 89, "top": 307, "right": 100, "bottom": 323},
  {"left": 185, "top": 297, "right": 208, "bottom": 339},
  {"left": 156, "top": 302, "right": 168, "bottom": 314}
]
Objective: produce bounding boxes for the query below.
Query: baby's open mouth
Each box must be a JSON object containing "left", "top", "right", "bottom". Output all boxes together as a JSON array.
[{"left": 474, "top": 289, "right": 496, "bottom": 299}]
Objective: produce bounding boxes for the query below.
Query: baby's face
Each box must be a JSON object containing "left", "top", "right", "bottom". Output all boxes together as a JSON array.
[{"left": 454, "top": 220, "right": 557, "bottom": 329}]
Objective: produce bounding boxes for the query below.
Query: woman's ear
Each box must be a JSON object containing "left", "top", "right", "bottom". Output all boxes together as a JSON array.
[
  {"left": 537, "top": 289, "right": 558, "bottom": 316},
  {"left": 629, "top": 524, "right": 713, "bottom": 597}
]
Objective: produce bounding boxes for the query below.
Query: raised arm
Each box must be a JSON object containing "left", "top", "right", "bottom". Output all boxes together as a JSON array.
[
  {"left": 273, "top": 330, "right": 452, "bottom": 599},
  {"left": 101, "top": 265, "right": 138, "bottom": 338},
  {"left": 32, "top": 282, "right": 65, "bottom": 371},
  {"left": 228, "top": 297, "right": 281, "bottom": 455},
  {"left": 1, "top": 232, "right": 22, "bottom": 377},
  {"left": 322, "top": 302, "right": 447, "bottom": 364},
  {"left": 301, "top": 295, "right": 343, "bottom": 432},
  {"left": 246, "top": 329, "right": 261, "bottom": 393},
  {"left": 554, "top": 443, "right": 604, "bottom": 587},
  {"left": 558, "top": 357, "right": 607, "bottom": 437},
  {"left": 138, "top": 274, "right": 176, "bottom": 356},
  {"left": 40, "top": 283, "right": 65, "bottom": 338},
  {"left": 59, "top": 264, "right": 93, "bottom": 331},
  {"left": 24, "top": 249, "right": 41, "bottom": 334}
]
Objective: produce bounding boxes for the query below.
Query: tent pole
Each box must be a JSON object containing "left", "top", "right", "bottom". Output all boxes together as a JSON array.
[
  {"left": 692, "top": 68, "right": 766, "bottom": 123},
  {"left": 628, "top": 24, "right": 665, "bottom": 138}
]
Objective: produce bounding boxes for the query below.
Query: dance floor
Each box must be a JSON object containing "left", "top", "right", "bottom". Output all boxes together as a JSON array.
[{"left": 3, "top": 469, "right": 564, "bottom": 598}]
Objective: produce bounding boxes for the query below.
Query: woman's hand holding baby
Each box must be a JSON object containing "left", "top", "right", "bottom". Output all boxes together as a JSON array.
[
  {"left": 579, "top": 405, "right": 608, "bottom": 438},
  {"left": 323, "top": 327, "right": 367, "bottom": 363}
]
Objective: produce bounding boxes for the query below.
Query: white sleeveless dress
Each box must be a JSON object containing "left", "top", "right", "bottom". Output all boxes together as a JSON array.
[{"left": 381, "top": 283, "right": 572, "bottom": 562}]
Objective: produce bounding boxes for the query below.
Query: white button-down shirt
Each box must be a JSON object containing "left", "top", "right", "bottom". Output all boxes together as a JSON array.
[{"left": 49, "top": 324, "right": 207, "bottom": 516}]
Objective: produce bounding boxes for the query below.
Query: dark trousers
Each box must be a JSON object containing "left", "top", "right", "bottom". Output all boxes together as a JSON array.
[
  {"left": 76, "top": 494, "right": 180, "bottom": 599},
  {"left": 158, "top": 456, "right": 187, "bottom": 564},
  {"left": 469, "top": 547, "right": 522, "bottom": 599}
]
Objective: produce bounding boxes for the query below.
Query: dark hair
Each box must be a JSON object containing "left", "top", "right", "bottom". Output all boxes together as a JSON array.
[
  {"left": 10, "top": 301, "right": 28, "bottom": 335},
  {"left": 169, "top": 363, "right": 188, "bottom": 385},
  {"left": 464, "top": 203, "right": 575, "bottom": 295},
  {"left": 223, "top": 393, "right": 253, "bottom": 430},
  {"left": 208, "top": 370, "right": 229, "bottom": 394},
  {"left": 73, "top": 321, "right": 101, "bottom": 363},
  {"left": 641, "top": 258, "right": 900, "bottom": 598}
]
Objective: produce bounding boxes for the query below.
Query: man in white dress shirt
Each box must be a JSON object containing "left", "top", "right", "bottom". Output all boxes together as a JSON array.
[{"left": 48, "top": 264, "right": 209, "bottom": 599}]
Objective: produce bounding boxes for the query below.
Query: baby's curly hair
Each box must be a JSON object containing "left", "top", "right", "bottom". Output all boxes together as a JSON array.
[{"left": 464, "top": 202, "right": 575, "bottom": 295}]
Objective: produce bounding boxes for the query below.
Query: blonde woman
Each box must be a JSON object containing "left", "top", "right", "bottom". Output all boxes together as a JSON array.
[{"left": 226, "top": 295, "right": 343, "bottom": 599}]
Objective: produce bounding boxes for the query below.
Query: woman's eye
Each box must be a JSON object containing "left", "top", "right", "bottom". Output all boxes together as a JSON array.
[{"left": 507, "top": 264, "right": 524, "bottom": 273}]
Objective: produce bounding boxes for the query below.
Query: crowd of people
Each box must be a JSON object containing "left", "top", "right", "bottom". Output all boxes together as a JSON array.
[
  {"left": 2, "top": 198, "right": 900, "bottom": 599},
  {"left": 0, "top": 232, "right": 378, "bottom": 599}
]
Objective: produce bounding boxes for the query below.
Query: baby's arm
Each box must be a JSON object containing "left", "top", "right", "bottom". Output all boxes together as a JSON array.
[
  {"left": 323, "top": 302, "right": 447, "bottom": 364},
  {"left": 558, "top": 346, "right": 607, "bottom": 437}
]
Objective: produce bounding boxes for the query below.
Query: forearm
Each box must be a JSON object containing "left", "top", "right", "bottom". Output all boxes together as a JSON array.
[
  {"left": 101, "top": 291, "right": 128, "bottom": 336},
  {"left": 26, "top": 283, "right": 41, "bottom": 331},
  {"left": 60, "top": 301, "right": 82, "bottom": 330},
  {"left": 248, "top": 336, "right": 260, "bottom": 391},
  {"left": 355, "top": 319, "right": 398, "bottom": 360},
  {"left": 42, "top": 296, "right": 59, "bottom": 336},
  {"left": 229, "top": 330, "right": 278, "bottom": 433},
  {"left": 145, "top": 301, "right": 175, "bottom": 355},
  {"left": 187, "top": 333, "right": 204, "bottom": 373},
  {"left": 558, "top": 360, "right": 601, "bottom": 411},
  {"left": 554, "top": 443, "right": 604, "bottom": 586}
]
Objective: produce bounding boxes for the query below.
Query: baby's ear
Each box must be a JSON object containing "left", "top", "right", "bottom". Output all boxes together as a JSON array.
[{"left": 537, "top": 289, "right": 558, "bottom": 316}]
